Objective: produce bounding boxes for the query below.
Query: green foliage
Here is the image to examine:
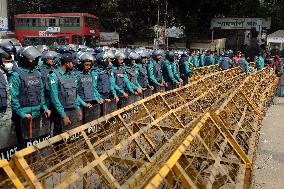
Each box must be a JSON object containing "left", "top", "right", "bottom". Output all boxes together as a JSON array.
[{"left": 7, "top": 0, "right": 284, "bottom": 41}]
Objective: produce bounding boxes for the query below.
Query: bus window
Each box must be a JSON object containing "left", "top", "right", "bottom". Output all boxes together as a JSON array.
[
  {"left": 49, "top": 19, "right": 56, "bottom": 26},
  {"left": 84, "top": 17, "right": 98, "bottom": 27}
]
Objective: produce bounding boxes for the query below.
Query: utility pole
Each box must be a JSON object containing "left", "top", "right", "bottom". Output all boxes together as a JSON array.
[
  {"left": 165, "top": 0, "right": 168, "bottom": 50},
  {"left": 157, "top": 0, "right": 160, "bottom": 25}
]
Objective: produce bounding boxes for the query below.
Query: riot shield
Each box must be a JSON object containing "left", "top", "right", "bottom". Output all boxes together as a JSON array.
[
  {"left": 102, "top": 101, "right": 117, "bottom": 116},
  {"left": 143, "top": 89, "right": 152, "bottom": 99},
  {"left": 83, "top": 104, "right": 101, "bottom": 124},
  {"left": 62, "top": 109, "right": 83, "bottom": 131}
]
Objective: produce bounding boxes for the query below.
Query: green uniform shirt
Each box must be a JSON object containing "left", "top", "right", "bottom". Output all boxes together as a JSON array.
[
  {"left": 162, "top": 59, "right": 178, "bottom": 84},
  {"left": 93, "top": 66, "right": 120, "bottom": 98},
  {"left": 209, "top": 55, "right": 215, "bottom": 65},
  {"left": 136, "top": 63, "right": 150, "bottom": 88},
  {"left": 181, "top": 60, "right": 194, "bottom": 75},
  {"left": 172, "top": 61, "right": 182, "bottom": 81},
  {"left": 147, "top": 59, "right": 165, "bottom": 85},
  {"left": 112, "top": 65, "right": 136, "bottom": 94},
  {"left": 10, "top": 67, "right": 48, "bottom": 118},
  {"left": 193, "top": 55, "right": 199, "bottom": 67},
  {"left": 255, "top": 56, "right": 265, "bottom": 70},
  {"left": 48, "top": 67, "right": 86, "bottom": 118},
  {"left": 125, "top": 64, "right": 142, "bottom": 90},
  {"left": 200, "top": 54, "right": 205, "bottom": 67}
]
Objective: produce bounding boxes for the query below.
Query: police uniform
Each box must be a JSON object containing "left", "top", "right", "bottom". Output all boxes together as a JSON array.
[
  {"left": 148, "top": 59, "right": 165, "bottom": 93},
  {"left": 172, "top": 61, "right": 182, "bottom": 85},
  {"left": 199, "top": 53, "right": 205, "bottom": 67},
  {"left": 219, "top": 57, "right": 233, "bottom": 70},
  {"left": 112, "top": 65, "right": 136, "bottom": 108},
  {"left": 179, "top": 60, "right": 193, "bottom": 85},
  {"left": 237, "top": 58, "right": 249, "bottom": 75},
  {"left": 193, "top": 55, "right": 199, "bottom": 67},
  {"left": 137, "top": 63, "right": 152, "bottom": 98},
  {"left": 96, "top": 66, "right": 118, "bottom": 115},
  {"left": 125, "top": 64, "right": 142, "bottom": 102},
  {"left": 75, "top": 69, "right": 101, "bottom": 123},
  {"left": 10, "top": 67, "right": 49, "bottom": 149},
  {"left": 255, "top": 55, "right": 265, "bottom": 70},
  {"left": 162, "top": 59, "right": 180, "bottom": 91},
  {"left": 48, "top": 67, "right": 86, "bottom": 135},
  {"left": 0, "top": 70, "right": 17, "bottom": 150},
  {"left": 38, "top": 63, "right": 54, "bottom": 107}
]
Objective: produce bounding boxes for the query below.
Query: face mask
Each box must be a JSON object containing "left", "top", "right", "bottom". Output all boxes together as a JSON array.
[
  {"left": 4, "top": 63, "right": 13, "bottom": 71},
  {"left": 11, "top": 55, "right": 15, "bottom": 61}
]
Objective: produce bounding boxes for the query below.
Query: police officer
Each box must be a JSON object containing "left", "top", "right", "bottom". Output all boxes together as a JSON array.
[
  {"left": 48, "top": 53, "right": 87, "bottom": 136},
  {"left": 162, "top": 51, "right": 182, "bottom": 91},
  {"left": 199, "top": 50, "right": 205, "bottom": 67},
  {"left": 0, "top": 48, "right": 16, "bottom": 150},
  {"left": 96, "top": 51, "right": 120, "bottom": 115},
  {"left": 204, "top": 50, "right": 215, "bottom": 66},
  {"left": 0, "top": 41, "right": 17, "bottom": 68},
  {"left": 75, "top": 52, "right": 100, "bottom": 123},
  {"left": 125, "top": 52, "right": 143, "bottom": 102},
  {"left": 10, "top": 46, "right": 51, "bottom": 149},
  {"left": 0, "top": 41, "right": 16, "bottom": 61},
  {"left": 172, "top": 56, "right": 183, "bottom": 86},
  {"left": 219, "top": 51, "right": 233, "bottom": 70},
  {"left": 255, "top": 53, "right": 265, "bottom": 71},
  {"left": 236, "top": 54, "right": 249, "bottom": 75},
  {"left": 112, "top": 52, "right": 136, "bottom": 108},
  {"left": 148, "top": 50, "right": 166, "bottom": 93},
  {"left": 137, "top": 52, "right": 154, "bottom": 98},
  {"left": 179, "top": 53, "right": 193, "bottom": 85},
  {"left": 38, "top": 51, "right": 58, "bottom": 107},
  {"left": 192, "top": 51, "right": 199, "bottom": 67},
  {"left": 56, "top": 45, "right": 70, "bottom": 54}
]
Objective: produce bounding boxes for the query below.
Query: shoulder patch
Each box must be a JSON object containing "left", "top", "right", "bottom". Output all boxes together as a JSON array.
[{"left": 50, "top": 79, "right": 56, "bottom": 84}]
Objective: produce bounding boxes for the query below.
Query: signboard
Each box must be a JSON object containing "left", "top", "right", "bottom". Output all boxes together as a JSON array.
[
  {"left": 39, "top": 31, "right": 54, "bottom": 37},
  {"left": 100, "top": 32, "right": 119, "bottom": 45},
  {"left": 0, "top": 17, "right": 8, "bottom": 32},
  {"left": 165, "top": 26, "right": 184, "bottom": 38},
  {"left": 211, "top": 18, "right": 271, "bottom": 30},
  {"left": 90, "top": 30, "right": 96, "bottom": 34},
  {"left": 267, "top": 37, "right": 284, "bottom": 43},
  {"left": 46, "top": 27, "right": 60, "bottom": 33}
]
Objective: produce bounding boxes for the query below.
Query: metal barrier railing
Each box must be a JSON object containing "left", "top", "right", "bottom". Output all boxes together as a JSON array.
[
  {"left": 141, "top": 68, "right": 277, "bottom": 189},
  {"left": 0, "top": 66, "right": 277, "bottom": 189}
]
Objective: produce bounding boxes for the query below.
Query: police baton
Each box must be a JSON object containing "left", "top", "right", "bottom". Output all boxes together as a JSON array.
[{"left": 29, "top": 118, "right": 33, "bottom": 139}]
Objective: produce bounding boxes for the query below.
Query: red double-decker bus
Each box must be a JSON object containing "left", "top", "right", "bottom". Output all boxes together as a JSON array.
[{"left": 14, "top": 13, "right": 100, "bottom": 47}]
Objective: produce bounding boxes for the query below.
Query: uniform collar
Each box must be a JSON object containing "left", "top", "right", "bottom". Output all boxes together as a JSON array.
[{"left": 57, "top": 67, "right": 72, "bottom": 76}]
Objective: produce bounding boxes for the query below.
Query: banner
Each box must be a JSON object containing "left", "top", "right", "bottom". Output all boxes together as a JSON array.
[
  {"left": 211, "top": 18, "right": 271, "bottom": 30},
  {"left": 0, "top": 17, "right": 8, "bottom": 32},
  {"left": 165, "top": 26, "right": 184, "bottom": 38}
]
